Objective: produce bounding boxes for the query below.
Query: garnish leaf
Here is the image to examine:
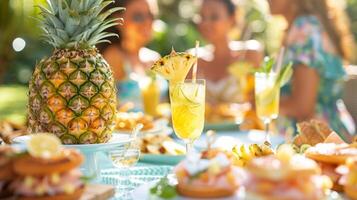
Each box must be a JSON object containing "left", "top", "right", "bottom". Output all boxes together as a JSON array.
[
  {"left": 262, "top": 57, "right": 275, "bottom": 73},
  {"left": 80, "top": 174, "right": 96, "bottom": 183},
  {"left": 251, "top": 57, "right": 275, "bottom": 73},
  {"left": 274, "top": 62, "right": 293, "bottom": 88},
  {"left": 254, "top": 58, "right": 293, "bottom": 109},
  {"left": 150, "top": 176, "right": 177, "bottom": 199}
]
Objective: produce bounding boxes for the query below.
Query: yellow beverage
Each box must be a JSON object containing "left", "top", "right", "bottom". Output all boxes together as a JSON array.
[
  {"left": 170, "top": 80, "right": 205, "bottom": 140},
  {"left": 243, "top": 75, "right": 255, "bottom": 101},
  {"left": 228, "top": 61, "right": 254, "bottom": 102},
  {"left": 255, "top": 87, "right": 280, "bottom": 121},
  {"left": 255, "top": 72, "right": 280, "bottom": 123},
  {"left": 141, "top": 79, "right": 160, "bottom": 117}
]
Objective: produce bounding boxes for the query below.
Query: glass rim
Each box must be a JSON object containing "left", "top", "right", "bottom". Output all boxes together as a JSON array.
[
  {"left": 177, "top": 79, "right": 206, "bottom": 84},
  {"left": 254, "top": 72, "right": 278, "bottom": 77}
]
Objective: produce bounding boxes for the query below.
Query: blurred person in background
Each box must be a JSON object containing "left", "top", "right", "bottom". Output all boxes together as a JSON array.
[
  {"left": 269, "top": 0, "right": 356, "bottom": 141},
  {"left": 194, "top": 0, "right": 264, "bottom": 104},
  {"left": 193, "top": 0, "right": 264, "bottom": 130},
  {"left": 99, "top": 0, "right": 163, "bottom": 111}
]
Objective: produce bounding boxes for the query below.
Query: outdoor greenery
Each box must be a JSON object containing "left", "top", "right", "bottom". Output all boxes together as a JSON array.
[
  {"left": 0, "top": 0, "right": 357, "bottom": 122},
  {"left": 0, "top": 86, "right": 28, "bottom": 123},
  {"left": 347, "top": 0, "right": 357, "bottom": 40}
]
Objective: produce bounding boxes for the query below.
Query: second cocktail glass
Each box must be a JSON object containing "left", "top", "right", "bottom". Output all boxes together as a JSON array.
[
  {"left": 255, "top": 72, "right": 280, "bottom": 142},
  {"left": 169, "top": 79, "right": 205, "bottom": 154}
]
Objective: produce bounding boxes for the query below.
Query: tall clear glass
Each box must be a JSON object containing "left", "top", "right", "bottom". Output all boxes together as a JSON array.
[
  {"left": 255, "top": 73, "right": 280, "bottom": 142},
  {"left": 169, "top": 79, "right": 205, "bottom": 154},
  {"left": 139, "top": 77, "right": 160, "bottom": 117}
]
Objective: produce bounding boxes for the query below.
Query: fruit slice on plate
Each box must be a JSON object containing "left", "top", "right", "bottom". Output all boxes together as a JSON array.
[
  {"left": 151, "top": 49, "right": 197, "bottom": 84},
  {"left": 27, "top": 133, "right": 62, "bottom": 159},
  {"left": 162, "top": 141, "right": 186, "bottom": 155}
]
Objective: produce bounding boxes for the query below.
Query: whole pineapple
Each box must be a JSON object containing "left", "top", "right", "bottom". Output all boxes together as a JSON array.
[{"left": 28, "top": 0, "right": 123, "bottom": 144}]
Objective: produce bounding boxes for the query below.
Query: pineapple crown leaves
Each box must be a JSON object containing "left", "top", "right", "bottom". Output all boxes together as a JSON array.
[{"left": 37, "top": 0, "right": 125, "bottom": 49}]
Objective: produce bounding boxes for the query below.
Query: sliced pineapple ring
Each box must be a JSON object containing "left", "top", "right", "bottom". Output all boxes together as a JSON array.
[
  {"left": 27, "top": 133, "right": 62, "bottom": 159},
  {"left": 151, "top": 49, "right": 197, "bottom": 84}
]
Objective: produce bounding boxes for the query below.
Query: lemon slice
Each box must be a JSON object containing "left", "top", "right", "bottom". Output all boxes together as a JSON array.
[
  {"left": 162, "top": 141, "right": 186, "bottom": 155},
  {"left": 180, "top": 83, "right": 204, "bottom": 106},
  {"left": 27, "top": 133, "right": 62, "bottom": 158},
  {"left": 257, "top": 87, "right": 279, "bottom": 106}
]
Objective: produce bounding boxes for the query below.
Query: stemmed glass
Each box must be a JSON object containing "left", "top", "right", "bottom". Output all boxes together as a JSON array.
[
  {"left": 229, "top": 102, "right": 251, "bottom": 131},
  {"left": 254, "top": 73, "right": 280, "bottom": 143},
  {"left": 109, "top": 123, "right": 143, "bottom": 192},
  {"left": 169, "top": 79, "right": 206, "bottom": 154}
]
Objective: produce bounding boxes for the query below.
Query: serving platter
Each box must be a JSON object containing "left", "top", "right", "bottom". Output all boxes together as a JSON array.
[
  {"left": 195, "top": 129, "right": 285, "bottom": 150},
  {"left": 115, "top": 119, "right": 173, "bottom": 136},
  {"left": 140, "top": 154, "right": 185, "bottom": 165},
  {"left": 12, "top": 133, "right": 133, "bottom": 182},
  {"left": 131, "top": 180, "right": 345, "bottom": 200}
]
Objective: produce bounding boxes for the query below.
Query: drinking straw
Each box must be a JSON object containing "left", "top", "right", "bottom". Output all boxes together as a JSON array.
[
  {"left": 237, "top": 28, "right": 252, "bottom": 61},
  {"left": 192, "top": 40, "right": 199, "bottom": 83},
  {"left": 275, "top": 46, "right": 285, "bottom": 73}
]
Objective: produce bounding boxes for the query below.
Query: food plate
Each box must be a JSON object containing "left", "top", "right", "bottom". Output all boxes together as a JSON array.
[
  {"left": 140, "top": 154, "right": 185, "bottom": 165},
  {"left": 131, "top": 180, "right": 344, "bottom": 200},
  {"left": 116, "top": 120, "right": 173, "bottom": 135},
  {"left": 12, "top": 133, "right": 132, "bottom": 151},
  {"left": 132, "top": 180, "right": 243, "bottom": 200},
  {"left": 195, "top": 130, "right": 285, "bottom": 150},
  {"left": 12, "top": 134, "right": 133, "bottom": 182}
]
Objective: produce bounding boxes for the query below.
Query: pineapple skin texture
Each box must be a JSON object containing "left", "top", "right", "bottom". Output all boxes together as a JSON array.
[{"left": 28, "top": 49, "right": 117, "bottom": 144}]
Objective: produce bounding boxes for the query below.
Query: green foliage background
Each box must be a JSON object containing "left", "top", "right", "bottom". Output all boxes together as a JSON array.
[
  {"left": 0, "top": 0, "right": 356, "bottom": 123},
  {"left": 0, "top": 0, "right": 356, "bottom": 85},
  {"left": 347, "top": 0, "right": 357, "bottom": 40}
]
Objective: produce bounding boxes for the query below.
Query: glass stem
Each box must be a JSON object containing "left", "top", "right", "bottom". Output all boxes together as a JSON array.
[
  {"left": 186, "top": 139, "right": 194, "bottom": 155},
  {"left": 264, "top": 120, "right": 271, "bottom": 143},
  {"left": 235, "top": 117, "right": 242, "bottom": 132}
]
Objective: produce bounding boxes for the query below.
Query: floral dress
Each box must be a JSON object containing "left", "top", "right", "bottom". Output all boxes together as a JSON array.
[{"left": 278, "top": 15, "right": 355, "bottom": 140}]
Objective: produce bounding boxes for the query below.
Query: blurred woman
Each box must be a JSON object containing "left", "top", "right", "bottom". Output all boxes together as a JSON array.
[
  {"left": 269, "top": 0, "right": 355, "bottom": 140},
  {"left": 100, "top": 0, "right": 160, "bottom": 109},
  {"left": 195, "top": 0, "right": 263, "bottom": 104}
]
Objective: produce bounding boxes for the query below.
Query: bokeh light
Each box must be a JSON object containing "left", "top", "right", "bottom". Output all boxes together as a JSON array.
[{"left": 12, "top": 37, "right": 26, "bottom": 52}]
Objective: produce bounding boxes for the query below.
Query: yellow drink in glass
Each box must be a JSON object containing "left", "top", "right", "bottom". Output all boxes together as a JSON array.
[
  {"left": 170, "top": 79, "right": 205, "bottom": 151},
  {"left": 255, "top": 87, "right": 280, "bottom": 121},
  {"left": 255, "top": 73, "right": 280, "bottom": 142},
  {"left": 141, "top": 78, "right": 160, "bottom": 117}
]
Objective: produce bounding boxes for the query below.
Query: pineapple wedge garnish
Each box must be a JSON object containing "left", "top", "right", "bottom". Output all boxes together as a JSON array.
[{"left": 151, "top": 49, "right": 197, "bottom": 84}]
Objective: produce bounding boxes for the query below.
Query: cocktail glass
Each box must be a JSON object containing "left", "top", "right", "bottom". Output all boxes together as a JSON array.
[
  {"left": 169, "top": 79, "right": 205, "bottom": 154},
  {"left": 255, "top": 72, "right": 280, "bottom": 143}
]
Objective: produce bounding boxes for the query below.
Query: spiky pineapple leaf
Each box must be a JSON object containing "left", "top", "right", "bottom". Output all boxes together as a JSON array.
[{"left": 38, "top": 0, "right": 124, "bottom": 49}]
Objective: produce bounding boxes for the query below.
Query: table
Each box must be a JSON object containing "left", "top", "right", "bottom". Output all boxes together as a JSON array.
[{"left": 98, "top": 130, "right": 285, "bottom": 200}]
